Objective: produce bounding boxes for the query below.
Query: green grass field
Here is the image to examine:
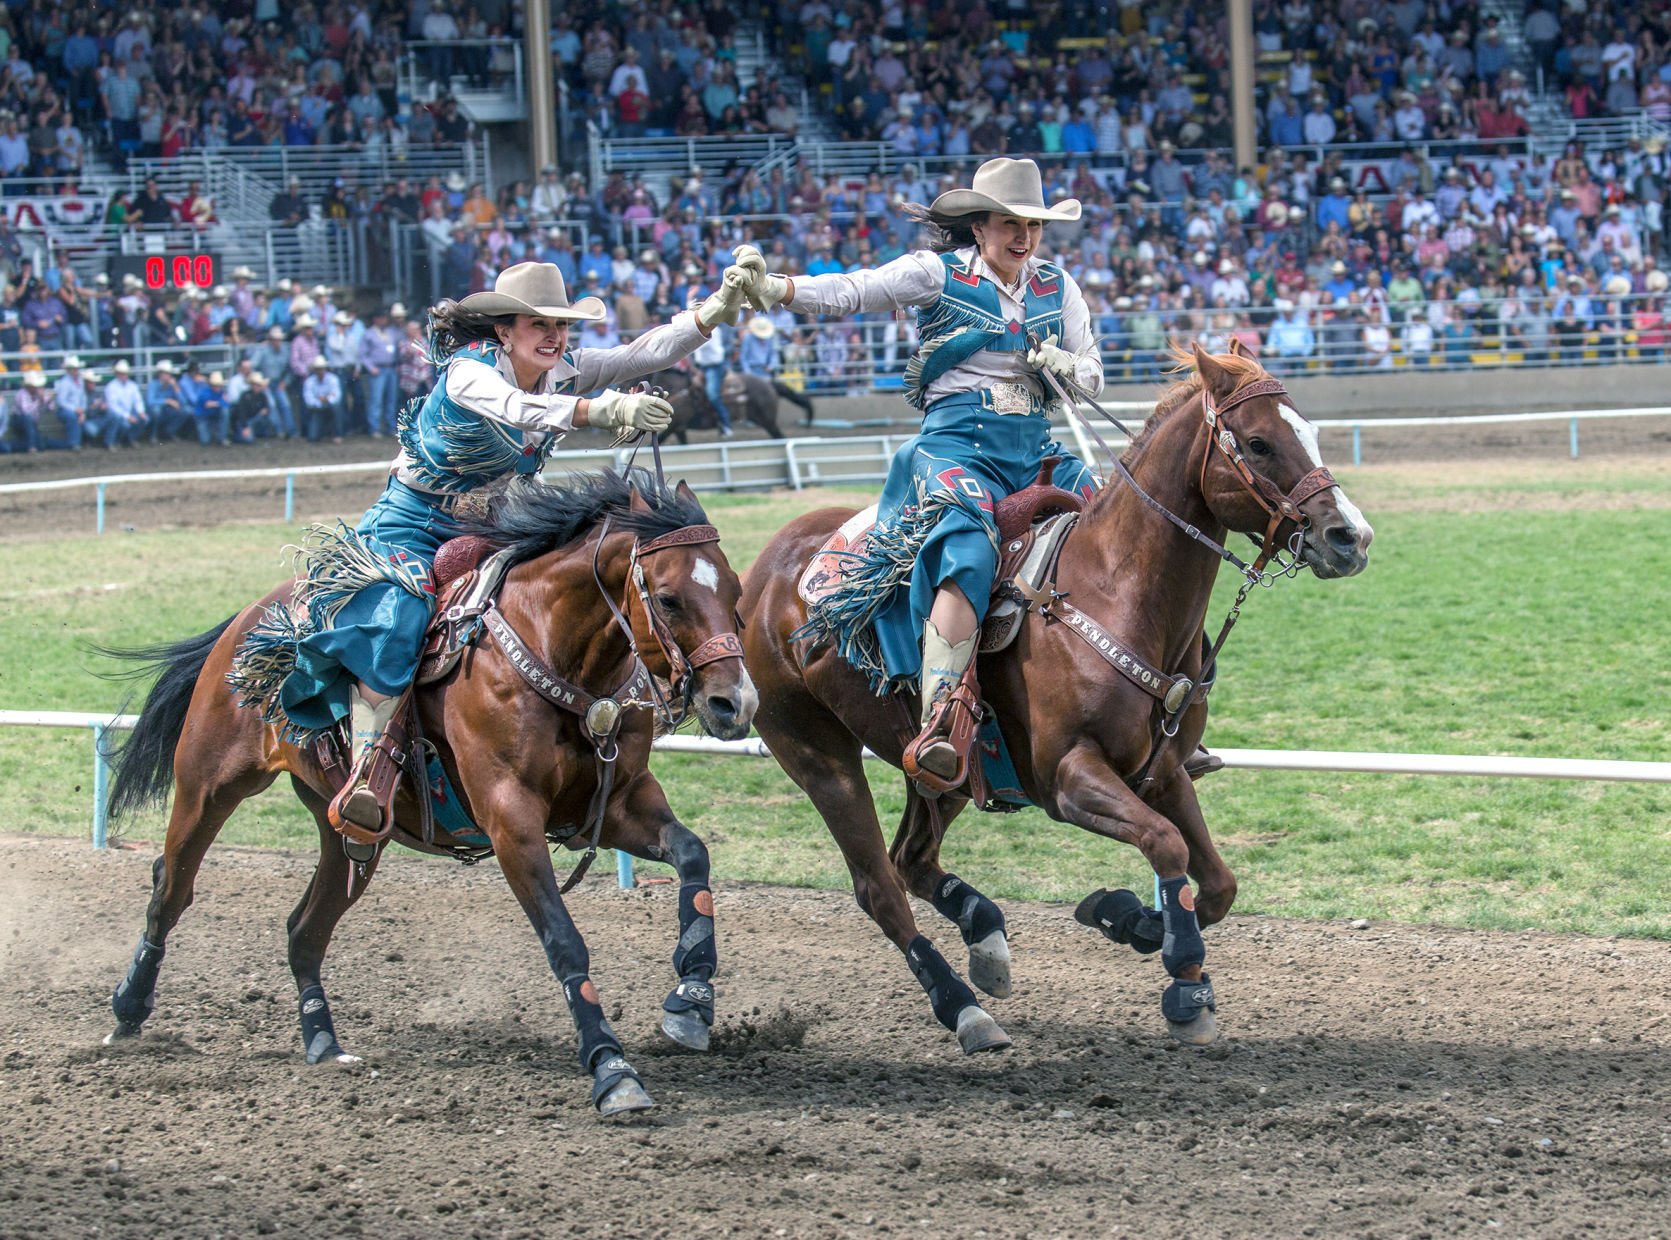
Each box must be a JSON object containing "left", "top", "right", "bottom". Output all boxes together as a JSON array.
[{"left": 2, "top": 461, "right": 1667, "bottom": 937}]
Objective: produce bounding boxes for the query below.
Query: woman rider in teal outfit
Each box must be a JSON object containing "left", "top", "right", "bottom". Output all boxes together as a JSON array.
[
  {"left": 230, "top": 260, "right": 751, "bottom": 836},
  {"left": 730, "top": 159, "right": 1102, "bottom": 779}
]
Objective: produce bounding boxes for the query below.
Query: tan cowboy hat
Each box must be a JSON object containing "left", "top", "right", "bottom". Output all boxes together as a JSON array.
[
  {"left": 458, "top": 262, "right": 605, "bottom": 321},
  {"left": 927, "top": 157, "right": 1081, "bottom": 222},
  {"left": 747, "top": 315, "right": 777, "bottom": 339},
  {"left": 249, "top": 371, "right": 269, "bottom": 387},
  {"left": 207, "top": 370, "right": 226, "bottom": 386}
]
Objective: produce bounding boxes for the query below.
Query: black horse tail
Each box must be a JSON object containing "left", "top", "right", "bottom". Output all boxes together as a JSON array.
[{"left": 95, "top": 618, "right": 236, "bottom": 821}]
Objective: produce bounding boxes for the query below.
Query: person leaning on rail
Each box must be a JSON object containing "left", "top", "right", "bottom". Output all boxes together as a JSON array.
[{"left": 225, "top": 260, "right": 755, "bottom": 842}]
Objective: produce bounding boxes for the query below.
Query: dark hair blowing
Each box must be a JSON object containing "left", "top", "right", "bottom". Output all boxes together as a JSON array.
[
  {"left": 903, "top": 203, "right": 988, "bottom": 252},
  {"left": 426, "top": 299, "right": 514, "bottom": 365}
]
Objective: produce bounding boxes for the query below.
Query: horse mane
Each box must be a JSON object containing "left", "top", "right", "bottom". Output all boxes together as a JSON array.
[
  {"left": 462, "top": 469, "right": 708, "bottom": 566},
  {"left": 1122, "top": 343, "right": 1272, "bottom": 462}
]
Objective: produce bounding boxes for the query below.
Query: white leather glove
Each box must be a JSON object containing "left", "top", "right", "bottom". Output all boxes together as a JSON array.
[
  {"left": 1026, "top": 333, "right": 1079, "bottom": 385},
  {"left": 733, "top": 242, "right": 790, "bottom": 311},
  {"left": 693, "top": 265, "right": 749, "bottom": 331},
  {"left": 587, "top": 388, "right": 673, "bottom": 433}
]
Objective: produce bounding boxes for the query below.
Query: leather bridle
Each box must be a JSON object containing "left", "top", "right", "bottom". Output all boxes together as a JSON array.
[{"left": 1198, "top": 377, "right": 1338, "bottom": 576}]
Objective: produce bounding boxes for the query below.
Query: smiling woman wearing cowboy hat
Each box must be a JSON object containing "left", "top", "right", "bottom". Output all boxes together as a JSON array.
[
  {"left": 232, "top": 259, "right": 752, "bottom": 837},
  {"left": 732, "top": 157, "right": 1103, "bottom": 780}
]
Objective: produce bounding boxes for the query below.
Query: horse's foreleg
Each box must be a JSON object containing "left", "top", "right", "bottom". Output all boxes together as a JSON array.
[
  {"left": 604, "top": 772, "right": 717, "bottom": 1052},
  {"left": 889, "top": 786, "right": 1011, "bottom": 999},
  {"left": 109, "top": 727, "right": 275, "bottom": 1043},
  {"left": 1145, "top": 767, "right": 1237, "bottom": 927},
  {"left": 487, "top": 796, "right": 652, "bottom": 1118},
  {"left": 1050, "top": 746, "right": 1221, "bottom": 1045},
  {"left": 754, "top": 706, "right": 1009, "bottom": 1055},
  {"left": 284, "top": 776, "right": 384, "bottom": 1064}
]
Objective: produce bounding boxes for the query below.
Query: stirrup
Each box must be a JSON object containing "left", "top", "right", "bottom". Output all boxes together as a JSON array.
[
  {"left": 327, "top": 764, "right": 392, "bottom": 846},
  {"left": 902, "top": 682, "right": 981, "bottom": 795}
]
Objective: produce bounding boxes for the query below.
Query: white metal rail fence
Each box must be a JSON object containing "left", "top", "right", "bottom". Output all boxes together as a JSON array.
[
  {"left": 5, "top": 713, "right": 1670, "bottom": 893},
  {"left": 2, "top": 407, "right": 1668, "bottom": 535}
]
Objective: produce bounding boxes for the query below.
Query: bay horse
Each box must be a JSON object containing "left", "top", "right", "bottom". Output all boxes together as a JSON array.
[
  {"left": 738, "top": 346, "right": 1372, "bottom": 1053},
  {"left": 101, "top": 471, "right": 757, "bottom": 1116}
]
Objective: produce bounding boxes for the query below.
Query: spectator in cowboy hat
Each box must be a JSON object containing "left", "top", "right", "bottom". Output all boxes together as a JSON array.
[
  {"left": 302, "top": 353, "right": 345, "bottom": 443},
  {"left": 50, "top": 354, "right": 89, "bottom": 451},
  {"left": 193, "top": 369, "right": 231, "bottom": 445},
  {"left": 146, "top": 357, "right": 189, "bottom": 443}
]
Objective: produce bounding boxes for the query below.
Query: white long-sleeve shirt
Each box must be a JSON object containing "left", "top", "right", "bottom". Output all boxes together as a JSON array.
[
  {"left": 393, "top": 312, "right": 709, "bottom": 485},
  {"left": 784, "top": 246, "right": 1103, "bottom": 406}
]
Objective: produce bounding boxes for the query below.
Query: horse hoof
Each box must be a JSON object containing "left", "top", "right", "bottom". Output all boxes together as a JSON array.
[
  {"left": 305, "top": 1033, "right": 361, "bottom": 1065},
  {"left": 596, "top": 1077, "right": 656, "bottom": 1118},
  {"left": 967, "top": 930, "right": 1012, "bottom": 999},
  {"left": 954, "top": 1005, "right": 1012, "bottom": 1055},
  {"left": 661, "top": 1009, "right": 711, "bottom": 1052},
  {"left": 1167, "top": 1009, "right": 1221, "bottom": 1047},
  {"left": 103, "top": 1024, "right": 141, "bottom": 1046}
]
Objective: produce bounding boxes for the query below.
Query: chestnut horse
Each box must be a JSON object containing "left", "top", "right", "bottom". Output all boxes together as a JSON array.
[
  {"left": 102, "top": 471, "right": 756, "bottom": 1116},
  {"left": 739, "top": 347, "right": 1372, "bottom": 1053}
]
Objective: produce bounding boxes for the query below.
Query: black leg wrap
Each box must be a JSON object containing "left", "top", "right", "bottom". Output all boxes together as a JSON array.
[
  {"left": 905, "top": 934, "right": 978, "bottom": 1032},
  {"left": 930, "top": 874, "right": 1007, "bottom": 947},
  {"left": 561, "top": 974, "right": 623, "bottom": 1075},
  {"left": 671, "top": 883, "right": 716, "bottom": 981},
  {"left": 297, "top": 984, "right": 345, "bottom": 1064},
  {"left": 1162, "top": 973, "right": 1217, "bottom": 1024},
  {"left": 1074, "top": 888, "right": 1164, "bottom": 955},
  {"left": 662, "top": 976, "right": 715, "bottom": 1026},
  {"left": 1158, "top": 876, "right": 1207, "bottom": 978},
  {"left": 111, "top": 936, "right": 165, "bottom": 1030}
]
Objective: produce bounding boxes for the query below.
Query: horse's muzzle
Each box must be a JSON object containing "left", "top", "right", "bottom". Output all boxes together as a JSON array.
[
  {"left": 1302, "top": 511, "right": 1373, "bottom": 579},
  {"left": 694, "top": 666, "right": 758, "bottom": 741}
]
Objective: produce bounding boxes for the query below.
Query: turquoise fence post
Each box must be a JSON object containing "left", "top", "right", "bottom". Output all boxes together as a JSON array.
[
  {"left": 285, "top": 473, "right": 295, "bottom": 522},
  {"left": 1352, "top": 424, "right": 1362, "bottom": 467},
  {"left": 96, "top": 481, "right": 106, "bottom": 535},
  {"left": 1570, "top": 417, "right": 1579, "bottom": 459},
  {"left": 616, "top": 849, "right": 634, "bottom": 889},
  {"left": 91, "top": 721, "right": 110, "bottom": 849}
]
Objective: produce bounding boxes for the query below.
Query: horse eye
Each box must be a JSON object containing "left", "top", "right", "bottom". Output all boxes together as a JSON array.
[
  {"left": 1247, "top": 437, "right": 1271, "bottom": 456},
  {"left": 654, "top": 592, "right": 681, "bottom": 613}
]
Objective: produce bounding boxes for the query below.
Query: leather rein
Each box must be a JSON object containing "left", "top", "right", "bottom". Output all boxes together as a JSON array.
[
  {"left": 480, "top": 514, "right": 742, "bottom": 891},
  {"left": 1034, "top": 359, "right": 1334, "bottom": 792}
]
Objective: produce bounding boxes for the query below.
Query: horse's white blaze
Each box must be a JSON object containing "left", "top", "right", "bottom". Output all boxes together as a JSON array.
[
  {"left": 691, "top": 557, "right": 719, "bottom": 592},
  {"left": 1280, "top": 403, "right": 1372, "bottom": 542}
]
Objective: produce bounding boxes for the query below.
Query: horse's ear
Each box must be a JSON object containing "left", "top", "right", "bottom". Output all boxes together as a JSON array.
[
  {"left": 628, "top": 486, "right": 653, "bottom": 514},
  {"left": 674, "top": 479, "right": 699, "bottom": 506},
  {"left": 1193, "top": 342, "right": 1238, "bottom": 404},
  {"left": 1227, "top": 336, "right": 1259, "bottom": 360}
]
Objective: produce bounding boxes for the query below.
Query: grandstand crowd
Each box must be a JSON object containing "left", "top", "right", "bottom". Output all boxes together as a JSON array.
[{"left": 6, "top": 0, "right": 1671, "bottom": 454}]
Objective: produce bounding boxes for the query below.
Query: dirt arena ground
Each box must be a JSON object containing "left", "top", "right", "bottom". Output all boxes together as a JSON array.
[
  {"left": 2, "top": 835, "right": 1668, "bottom": 1240},
  {"left": 4, "top": 412, "right": 1669, "bottom": 1238}
]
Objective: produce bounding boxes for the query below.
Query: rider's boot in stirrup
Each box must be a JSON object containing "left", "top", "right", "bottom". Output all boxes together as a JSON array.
[
  {"left": 909, "top": 619, "right": 977, "bottom": 782},
  {"left": 328, "top": 688, "right": 399, "bottom": 842}
]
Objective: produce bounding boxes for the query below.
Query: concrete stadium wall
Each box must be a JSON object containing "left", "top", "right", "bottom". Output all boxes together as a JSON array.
[{"left": 816, "top": 362, "right": 1668, "bottom": 423}]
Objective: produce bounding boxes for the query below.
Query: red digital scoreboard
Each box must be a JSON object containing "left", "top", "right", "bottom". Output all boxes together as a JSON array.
[{"left": 108, "top": 251, "right": 223, "bottom": 292}]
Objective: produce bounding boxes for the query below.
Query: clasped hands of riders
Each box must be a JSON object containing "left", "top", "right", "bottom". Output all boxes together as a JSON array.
[{"left": 726, "top": 244, "right": 1076, "bottom": 387}]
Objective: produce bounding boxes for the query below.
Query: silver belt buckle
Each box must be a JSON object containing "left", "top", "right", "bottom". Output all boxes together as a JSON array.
[{"left": 990, "top": 382, "right": 1032, "bottom": 415}]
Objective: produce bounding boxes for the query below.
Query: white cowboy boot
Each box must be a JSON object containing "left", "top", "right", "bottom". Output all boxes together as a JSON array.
[
  {"left": 913, "top": 619, "right": 977, "bottom": 780},
  {"left": 333, "top": 687, "right": 397, "bottom": 834}
]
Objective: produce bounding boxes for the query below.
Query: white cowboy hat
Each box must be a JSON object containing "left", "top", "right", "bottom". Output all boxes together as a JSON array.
[
  {"left": 231, "top": 265, "right": 256, "bottom": 280},
  {"left": 154, "top": 359, "right": 176, "bottom": 373},
  {"left": 1648, "top": 270, "right": 1670, "bottom": 293},
  {"left": 389, "top": 302, "right": 408, "bottom": 318},
  {"left": 113, "top": 359, "right": 131, "bottom": 373},
  {"left": 446, "top": 172, "right": 467, "bottom": 191},
  {"left": 458, "top": 262, "right": 605, "bottom": 321},
  {"left": 309, "top": 355, "right": 328, "bottom": 369},
  {"left": 267, "top": 325, "right": 286, "bottom": 339},
  {"left": 747, "top": 315, "right": 777, "bottom": 339},
  {"left": 249, "top": 371, "right": 269, "bottom": 387},
  {"left": 332, "top": 310, "right": 353, "bottom": 325},
  {"left": 1603, "top": 275, "right": 1632, "bottom": 296},
  {"left": 293, "top": 313, "right": 317, "bottom": 328},
  {"left": 927, "top": 157, "right": 1081, "bottom": 222},
  {"left": 24, "top": 370, "right": 46, "bottom": 387},
  {"left": 207, "top": 370, "right": 226, "bottom": 385},
  {"left": 63, "top": 354, "right": 83, "bottom": 368}
]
